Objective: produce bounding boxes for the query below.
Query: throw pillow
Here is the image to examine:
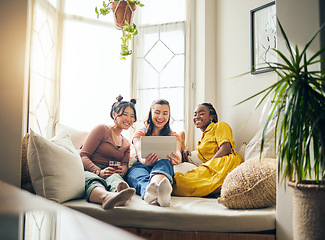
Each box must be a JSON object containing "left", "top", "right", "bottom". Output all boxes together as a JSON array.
[
  {"left": 27, "top": 130, "right": 85, "bottom": 203},
  {"left": 21, "top": 133, "right": 35, "bottom": 193},
  {"left": 217, "top": 158, "right": 276, "bottom": 209},
  {"left": 245, "top": 119, "right": 276, "bottom": 161},
  {"left": 236, "top": 142, "right": 247, "bottom": 161},
  {"left": 53, "top": 123, "right": 89, "bottom": 149},
  {"left": 179, "top": 131, "right": 186, "bottom": 152}
]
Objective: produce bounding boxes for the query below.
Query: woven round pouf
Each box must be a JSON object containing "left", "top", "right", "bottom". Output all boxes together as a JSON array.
[{"left": 288, "top": 181, "right": 325, "bottom": 240}]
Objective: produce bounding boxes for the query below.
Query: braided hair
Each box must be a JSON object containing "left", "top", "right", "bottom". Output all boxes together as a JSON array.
[
  {"left": 110, "top": 95, "right": 137, "bottom": 122},
  {"left": 199, "top": 103, "right": 218, "bottom": 123},
  {"left": 145, "top": 99, "right": 171, "bottom": 136}
]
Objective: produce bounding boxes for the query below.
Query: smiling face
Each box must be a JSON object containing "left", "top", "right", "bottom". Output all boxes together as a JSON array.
[
  {"left": 113, "top": 106, "right": 135, "bottom": 130},
  {"left": 151, "top": 104, "right": 170, "bottom": 131},
  {"left": 193, "top": 105, "right": 214, "bottom": 131}
]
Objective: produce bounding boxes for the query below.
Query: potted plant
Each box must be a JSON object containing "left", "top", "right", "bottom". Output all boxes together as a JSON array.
[
  {"left": 95, "top": 0, "right": 144, "bottom": 60},
  {"left": 237, "top": 20, "right": 325, "bottom": 240}
]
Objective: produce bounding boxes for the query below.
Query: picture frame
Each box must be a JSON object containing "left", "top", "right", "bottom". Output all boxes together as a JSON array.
[{"left": 250, "top": 2, "right": 276, "bottom": 74}]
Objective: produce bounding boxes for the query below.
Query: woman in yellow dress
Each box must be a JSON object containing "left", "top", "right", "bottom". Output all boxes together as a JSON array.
[{"left": 173, "top": 103, "right": 243, "bottom": 197}]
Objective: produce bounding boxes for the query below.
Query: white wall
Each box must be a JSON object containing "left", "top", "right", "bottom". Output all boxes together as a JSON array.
[
  {"left": 192, "top": 0, "right": 276, "bottom": 148},
  {"left": 214, "top": 0, "right": 276, "bottom": 147},
  {"left": 0, "top": 0, "right": 30, "bottom": 186}
]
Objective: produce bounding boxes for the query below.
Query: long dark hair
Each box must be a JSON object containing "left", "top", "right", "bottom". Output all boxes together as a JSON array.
[
  {"left": 199, "top": 103, "right": 218, "bottom": 123},
  {"left": 110, "top": 95, "right": 137, "bottom": 122},
  {"left": 145, "top": 99, "right": 171, "bottom": 136}
]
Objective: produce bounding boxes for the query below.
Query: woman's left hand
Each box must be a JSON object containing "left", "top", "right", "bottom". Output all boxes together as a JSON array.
[
  {"left": 100, "top": 167, "right": 116, "bottom": 178},
  {"left": 168, "top": 152, "right": 182, "bottom": 165}
]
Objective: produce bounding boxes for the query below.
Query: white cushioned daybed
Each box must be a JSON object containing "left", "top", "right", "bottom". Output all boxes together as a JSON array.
[{"left": 21, "top": 123, "right": 277, "bottom": 240}]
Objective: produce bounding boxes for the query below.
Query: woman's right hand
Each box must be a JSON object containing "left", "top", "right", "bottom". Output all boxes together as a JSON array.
[
  {"left": 140, "top": 153, "right": 158, "bottom": 166},
  {"left": 182, "top": 150, "right": 191, "bottom": 162}
]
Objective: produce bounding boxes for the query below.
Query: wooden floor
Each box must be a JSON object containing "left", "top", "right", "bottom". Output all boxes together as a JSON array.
[{"left": 123, "top": 228, "right": 276, "bottom": 240}]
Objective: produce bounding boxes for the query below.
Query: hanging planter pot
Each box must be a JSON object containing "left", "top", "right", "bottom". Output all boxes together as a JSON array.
[
  {"left": 111, "top": 0, "right": 136, "bottom": 30},
  {"left": 95, "top": 0, "right": 144, "bottom": 59},
  {"left": 288, "top": 181, "right": 325, "bottom": 240}
]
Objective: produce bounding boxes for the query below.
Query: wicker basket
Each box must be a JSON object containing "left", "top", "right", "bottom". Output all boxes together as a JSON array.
[{"left": 288, "top": 181, "right": 325, "bottom": 240}]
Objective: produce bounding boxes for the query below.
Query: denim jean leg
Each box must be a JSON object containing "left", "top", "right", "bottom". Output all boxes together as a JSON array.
[
  {"left": 151, "top": 159, "right": 174, "bottom": 184},
  {"left": 126, "top": 161, "right": 152, "bottom": 198}
]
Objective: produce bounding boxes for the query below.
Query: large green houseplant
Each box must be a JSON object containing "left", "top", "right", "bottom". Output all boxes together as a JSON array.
[
  {"left": 237, "top": 20, "right": 325, "bottom": 240},
  {"left": 95, "top": 0, "right": 144, "bottom": 59}
]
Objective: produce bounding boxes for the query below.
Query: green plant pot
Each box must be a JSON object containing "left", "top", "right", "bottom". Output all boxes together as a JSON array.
[{"left": 288, "top": 181, "right": 325, "bottom": 240}]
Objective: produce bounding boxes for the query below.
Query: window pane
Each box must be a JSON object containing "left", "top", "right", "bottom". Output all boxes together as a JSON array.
[
  {"left": 160, "top": 55, "right": 184, "bottom": 88},
  {"left": 160, "top": 87, "right": 184, "bottom": 121},
  {"left": 170, "top": 120, "right": 184, "bottom": 134},
  {"left": 60, "top": 20, "right": 131, "bottom": 131},
  {"left": 65, "top": 0, "right": 113, "bottom": 23},
  {"left": 137, "top": 89, "right": 159, "bottom": 121},
  {"left": 138, "top": 28, "right": 159, "bottom": 57},
  {"left": 134, "top": 0, "right": 187, "bottom": 133},
  {"left": 139, "top": 0, "right": 186, "bottom": 25},
  {"left": 137, "top": 59, "right": 159, "bottom": 89},
  {"left": 161, "top": 28, "right": 185, "bottom": 54}
]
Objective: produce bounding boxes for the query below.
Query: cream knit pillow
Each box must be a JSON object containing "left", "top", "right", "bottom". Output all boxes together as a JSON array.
[
  {"left": 217, "top": 158, "right": 276, "bottom": 209},
  {"left": 27, "top": 130, "right": 85, "bottom": 203}
]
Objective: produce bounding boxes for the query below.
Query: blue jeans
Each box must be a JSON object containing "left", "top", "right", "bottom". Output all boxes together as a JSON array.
[{"left": 126, "top": 159, "right": 174, "bottom": 198}]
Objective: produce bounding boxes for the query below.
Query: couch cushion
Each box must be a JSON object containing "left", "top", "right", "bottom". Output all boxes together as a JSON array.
[
  {"left": 236, "top": 142, "right": 247, "bottom": 160},
  {"left": 27, "top": 130, "right": 85, "bottom": 203},
  {"left": 53, "top": 123, "right": 89, "bottom": 149},
  {"left": 64, "top": 194, "right": 276, "bottom": 233},
  {"left": 245, "top": 120, "right": 276, "bottom": 161},
  {"left": 217, "top": 158, "right": 276, "bottom": 209}
]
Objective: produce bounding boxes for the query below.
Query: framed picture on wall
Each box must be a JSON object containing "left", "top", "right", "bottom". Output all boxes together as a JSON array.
[{"left": 250, "top": 1, "right": 276, "bottom": 74}]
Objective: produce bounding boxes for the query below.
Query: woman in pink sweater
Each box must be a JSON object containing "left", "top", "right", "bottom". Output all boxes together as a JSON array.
[{"left": 80, "top": 96, "right": 136, "bottom": 209}]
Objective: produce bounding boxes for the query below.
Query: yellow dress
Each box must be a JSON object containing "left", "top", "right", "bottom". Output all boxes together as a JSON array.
[{"left": 173, "top": 121, "right": 243, "bottom": 197}]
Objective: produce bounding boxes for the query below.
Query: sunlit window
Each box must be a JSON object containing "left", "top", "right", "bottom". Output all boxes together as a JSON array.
[
  {"left": 28, "top": 0, "right": 187, "bottom": 140},
  {"left": 133, "top": 0, "right": 187, "bottom": 134},
  {"left": 60, "top": 0, "right": 131, "bottom": 132}
]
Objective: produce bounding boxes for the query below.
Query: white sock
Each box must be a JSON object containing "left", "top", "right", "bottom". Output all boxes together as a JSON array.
[
  {"left": 143, "top": 182, "right": 158, "bottom": 204},
  {"left": 157, "top": 178, "right": 172, "bottom": 207}
]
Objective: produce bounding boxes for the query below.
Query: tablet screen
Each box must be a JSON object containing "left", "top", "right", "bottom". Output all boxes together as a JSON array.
[{"left": 140, "top": 136, "right": 177, "bottom": 159}]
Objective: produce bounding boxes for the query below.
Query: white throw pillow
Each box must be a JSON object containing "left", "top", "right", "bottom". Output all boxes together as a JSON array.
[
  {"left": 245, "top": 119, "right": 276, "bottom": 161},
  {"left": 27, "top": 130, "right": 85, "bottom": 203},
  {"left": 53, "top": 123, "right": 89, "bottom": 149},
  {"left": 236, "top": 143, "right": 247, "bottom": 161}
]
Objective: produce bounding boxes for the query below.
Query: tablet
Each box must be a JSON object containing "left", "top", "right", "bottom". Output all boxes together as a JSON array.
[{"left": 140, "top": 136, "right": 177, "bottom": 159}]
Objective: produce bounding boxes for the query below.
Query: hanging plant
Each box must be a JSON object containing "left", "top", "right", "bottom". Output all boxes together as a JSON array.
[{"left": 95, "top": 0, "right": 144, "bottom": 60}]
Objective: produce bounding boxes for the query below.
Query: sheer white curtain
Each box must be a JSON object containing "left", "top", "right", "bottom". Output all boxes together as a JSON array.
[
  {"left": 28, "top": 0, "right": 61, "bottom": 139},
  {"left": 132, "top": 0, "right": 188, "bottom": 134}
]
